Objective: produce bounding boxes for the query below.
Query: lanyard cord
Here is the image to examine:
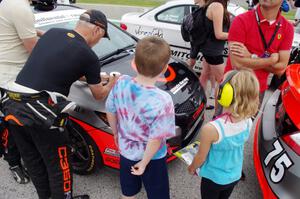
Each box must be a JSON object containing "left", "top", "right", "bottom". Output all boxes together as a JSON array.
[{"left": 255, "top": 9, "right": 281, "bottom": 51}]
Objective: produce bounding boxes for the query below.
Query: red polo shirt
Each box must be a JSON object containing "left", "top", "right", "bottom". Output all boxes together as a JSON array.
[{"left": 226, "top": 6, "right": 294, "bottom": 92}]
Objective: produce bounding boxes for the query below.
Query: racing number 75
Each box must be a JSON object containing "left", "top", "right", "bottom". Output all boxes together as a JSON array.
[{"left": 264, "top": 140, "right": 293, "bottom": 183}]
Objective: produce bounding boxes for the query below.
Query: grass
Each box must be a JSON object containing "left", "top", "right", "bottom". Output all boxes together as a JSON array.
[
  {"left": 77, "top": 0, "right": 165, "bottom": 7},
  {"left": 282, "top": 10, "right": 296, "bottom": 20}
]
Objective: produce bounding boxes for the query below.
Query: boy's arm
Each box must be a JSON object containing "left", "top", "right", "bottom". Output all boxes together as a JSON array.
[
  {"left": 188, "top": 123, "right": 219, "bottom": 175},
  {"left": 131, "top": 138, "right": 162, "bottom": 176},
  {"left": 106, "top": 112, "right": 118, "bottom": 149}
]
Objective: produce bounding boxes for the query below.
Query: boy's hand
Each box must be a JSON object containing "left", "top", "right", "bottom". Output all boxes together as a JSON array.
[{"left": 131, "top": 161, "right": 147, "bottom": 176}]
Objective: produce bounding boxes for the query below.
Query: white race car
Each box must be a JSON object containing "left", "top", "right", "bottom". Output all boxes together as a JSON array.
[
  {"left": 120, "top": 0, "right": 300, "bottom": 72},
  {"left": 120, "top": 0, "right": 245, "bottom": 72}
]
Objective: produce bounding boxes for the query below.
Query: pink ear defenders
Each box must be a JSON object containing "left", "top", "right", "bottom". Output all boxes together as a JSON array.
[{"left": 217, "top": 70, "right": 238, "bottom": 107}]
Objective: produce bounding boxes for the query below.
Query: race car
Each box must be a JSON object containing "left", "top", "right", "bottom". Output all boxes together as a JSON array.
[
  {"left": 34, "top": 5, "right": 206, "bottom": 174},
  {"left": 120, "top": 0, "right": 246, "bottom": 72},
  {"left": 253, "top": 64, "right": 300, "bottom": 199}
]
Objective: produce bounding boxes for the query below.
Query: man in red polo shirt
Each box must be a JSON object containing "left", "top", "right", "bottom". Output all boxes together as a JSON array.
[{"left": 227, "top": 0, "right": 294, "bottom": 96}]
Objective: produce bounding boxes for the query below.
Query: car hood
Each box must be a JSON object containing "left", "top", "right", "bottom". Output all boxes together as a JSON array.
[
  {"left": 122, "top": 12, "right": 142, "bottom": 19},
  {"left": 68, "top": 54, "right": 202, "bottom": 112}
]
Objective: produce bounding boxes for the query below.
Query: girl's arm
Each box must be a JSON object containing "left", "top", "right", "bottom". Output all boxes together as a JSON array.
[
  {"left": 188, "top": 123, "right": 219, "bottom": 175},
  {"left": 209, "top": 2, "right": 228, "bottom": 40}
]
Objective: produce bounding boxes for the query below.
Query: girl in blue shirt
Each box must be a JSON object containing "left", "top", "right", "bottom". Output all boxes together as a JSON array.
[{"left": 188, "top": 70, "right": 260, "bottom": 199}]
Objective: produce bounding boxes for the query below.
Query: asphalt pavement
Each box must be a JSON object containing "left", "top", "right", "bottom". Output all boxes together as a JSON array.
[{"left": 0, "top": 1, "right": 262, "bottom": 199}]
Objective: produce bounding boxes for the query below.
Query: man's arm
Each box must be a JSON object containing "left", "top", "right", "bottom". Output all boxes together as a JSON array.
[
  {"left": 88, "top": 76, "right": 117, "bottom": 101},
  {"left": 264, "top": 50, "right": 290, "bottom": 75},
  {"left": 229, "top": 42, "right": 279, "bottom": 70},
  {"left": 230, "top": 42, "right": 290, "bottom": 75},
  {"left": 22, "top": 37, "right": 38, "bottom": 53}
]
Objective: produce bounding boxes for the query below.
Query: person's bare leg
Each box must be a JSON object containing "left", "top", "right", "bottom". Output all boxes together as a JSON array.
[
  {"left": 210, "top": 63, "right": 225, "bottom": 84},
  {"left": 188, "top": 58, "right": 196, "bottom": 70},
  {"left": 199, "top": 59, "right": 210, "bottom": 90},
  {"left": 209, "top": 73, "right": 216, "bottom": 99}
]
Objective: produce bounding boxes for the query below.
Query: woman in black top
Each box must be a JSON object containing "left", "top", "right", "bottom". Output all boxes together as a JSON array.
[{"left": 194, "top": 0, "right": 229, "bottom": 107}]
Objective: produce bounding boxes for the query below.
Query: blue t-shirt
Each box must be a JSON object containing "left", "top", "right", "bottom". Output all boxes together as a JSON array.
[{"left": 105, "top": 75, "right": 176, "bottom": 161}]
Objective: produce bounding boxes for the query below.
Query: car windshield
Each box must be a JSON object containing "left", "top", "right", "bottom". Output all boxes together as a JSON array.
[{"left": 39, "top": 20, "right": 137, "bottom": 59}]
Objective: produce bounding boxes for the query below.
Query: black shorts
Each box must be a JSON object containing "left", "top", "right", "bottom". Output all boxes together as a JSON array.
[
  {"left": 203, "top": 54, "right": 224, "bottom": 65},
  {"left": 190, "top": 43, "right": 201, "bottom": 59},
  {"left": 201, "top": 177, "right": 238, "bottom": 199},
  {"left": 120, "top": 155, "right": 170, "bottom": 199}
]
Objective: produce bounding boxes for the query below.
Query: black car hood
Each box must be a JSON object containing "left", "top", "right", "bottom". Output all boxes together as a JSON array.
[{"left": 68, "top": 54, "right": 201, "bottom": 112}]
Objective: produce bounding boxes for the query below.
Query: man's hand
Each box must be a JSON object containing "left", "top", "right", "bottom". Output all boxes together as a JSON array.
[
  {"left": 230, "top": 42, "right": 251, "bottom": 58},
  {"left": 100, "top": 73, "right": 110, "bottom": 85},
  {"left": 131, "top": 161, "right": 147, "bottom": 176},
  {"left": 270, "top": 53, "right": 279, "bottom": 64},
  {"left": 108, "top": 74, "right": 119, "bottom": 86}
]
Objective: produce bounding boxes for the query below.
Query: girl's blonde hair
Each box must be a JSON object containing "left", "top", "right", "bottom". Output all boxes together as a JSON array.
[{"left": 229, "top": 70, "right": 260, "bottom": 119}]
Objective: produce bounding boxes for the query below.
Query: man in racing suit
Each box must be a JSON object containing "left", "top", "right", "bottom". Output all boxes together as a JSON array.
[{"left": 1, "top": 10, "right": 117, "bottom": 199}]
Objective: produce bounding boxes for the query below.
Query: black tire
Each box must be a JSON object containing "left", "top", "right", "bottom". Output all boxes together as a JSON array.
[{"left": 66, "top": 120, "right": 103, "bottom": 175}]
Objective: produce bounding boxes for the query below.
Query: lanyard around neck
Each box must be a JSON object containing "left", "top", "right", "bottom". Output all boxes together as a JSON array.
[{"left": 255, "top": 9, "right": 281, "bottom": 51}]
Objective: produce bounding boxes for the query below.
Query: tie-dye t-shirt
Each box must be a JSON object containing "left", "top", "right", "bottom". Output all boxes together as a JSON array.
[{"left": 105, "top": 75, "right": 176, "bottom": 161}]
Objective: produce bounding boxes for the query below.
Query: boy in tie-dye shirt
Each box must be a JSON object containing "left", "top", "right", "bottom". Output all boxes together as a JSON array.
[{"left": 106, "top": 36, "right": 175, "bottom": 199}]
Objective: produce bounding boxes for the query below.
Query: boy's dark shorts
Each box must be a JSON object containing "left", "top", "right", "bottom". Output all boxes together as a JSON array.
[{"left": 120, "top": 155, "right": 170, "bottom": 199}]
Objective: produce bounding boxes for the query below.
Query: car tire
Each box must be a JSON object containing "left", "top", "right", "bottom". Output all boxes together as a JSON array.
[{"left": 67, "top": 120, "right": 103, "bottom": 175}]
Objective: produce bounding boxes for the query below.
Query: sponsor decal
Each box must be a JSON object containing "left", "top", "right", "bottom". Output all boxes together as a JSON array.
[
  {"left": 135, "top": 26, "right": 163, "bottom": 38},
  {"left": 264, "top": 140, "right": 294, "bottom": 183},
  {"left": 35, "top": 10, "right": 85, "bottom": 27},
  {"left": 87, "top": 145, "right": 95, "bottom": 172},
  {"left": 58, "top": 147, "right": 71, "bottom": 194},
  {"left": 104, "top": 148, "right": 120, "bottom": 157},
  {"left": 170, "top": 77, "right": 189, "bottom": 94},
  {"left": 105, "top": 157, "right": 119, "bottom": 164},
  {"left": 1, "top": 128, "right": 8, "bottom": 148}
]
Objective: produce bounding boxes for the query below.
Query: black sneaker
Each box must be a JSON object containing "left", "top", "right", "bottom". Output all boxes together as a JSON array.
[
  {"left": 9, "top": 165, "right": 30, "bottom": 184},
  {"left": 73, "top": 195, "right": 90, "bottom": 199}
]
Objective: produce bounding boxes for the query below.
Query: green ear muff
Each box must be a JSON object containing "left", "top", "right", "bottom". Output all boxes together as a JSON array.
[
  {"left": 217, "top": 70, "right": 238, "bottom": 107},
  {"left": 217, "top": 82, "right": 234, "bottom": 107}
]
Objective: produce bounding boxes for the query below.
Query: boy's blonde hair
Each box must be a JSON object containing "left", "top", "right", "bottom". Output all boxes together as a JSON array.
[
  {"left": 135, "top": 36, "right": 171, "bottom": 77},
  {"left": 230, "top": 70, "right": 260, "bottom": 119}
]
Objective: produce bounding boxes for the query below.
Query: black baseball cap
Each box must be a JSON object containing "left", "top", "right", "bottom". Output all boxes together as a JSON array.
[{"left": 80, "top": 10, "right": 110, "bottom": 39}]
